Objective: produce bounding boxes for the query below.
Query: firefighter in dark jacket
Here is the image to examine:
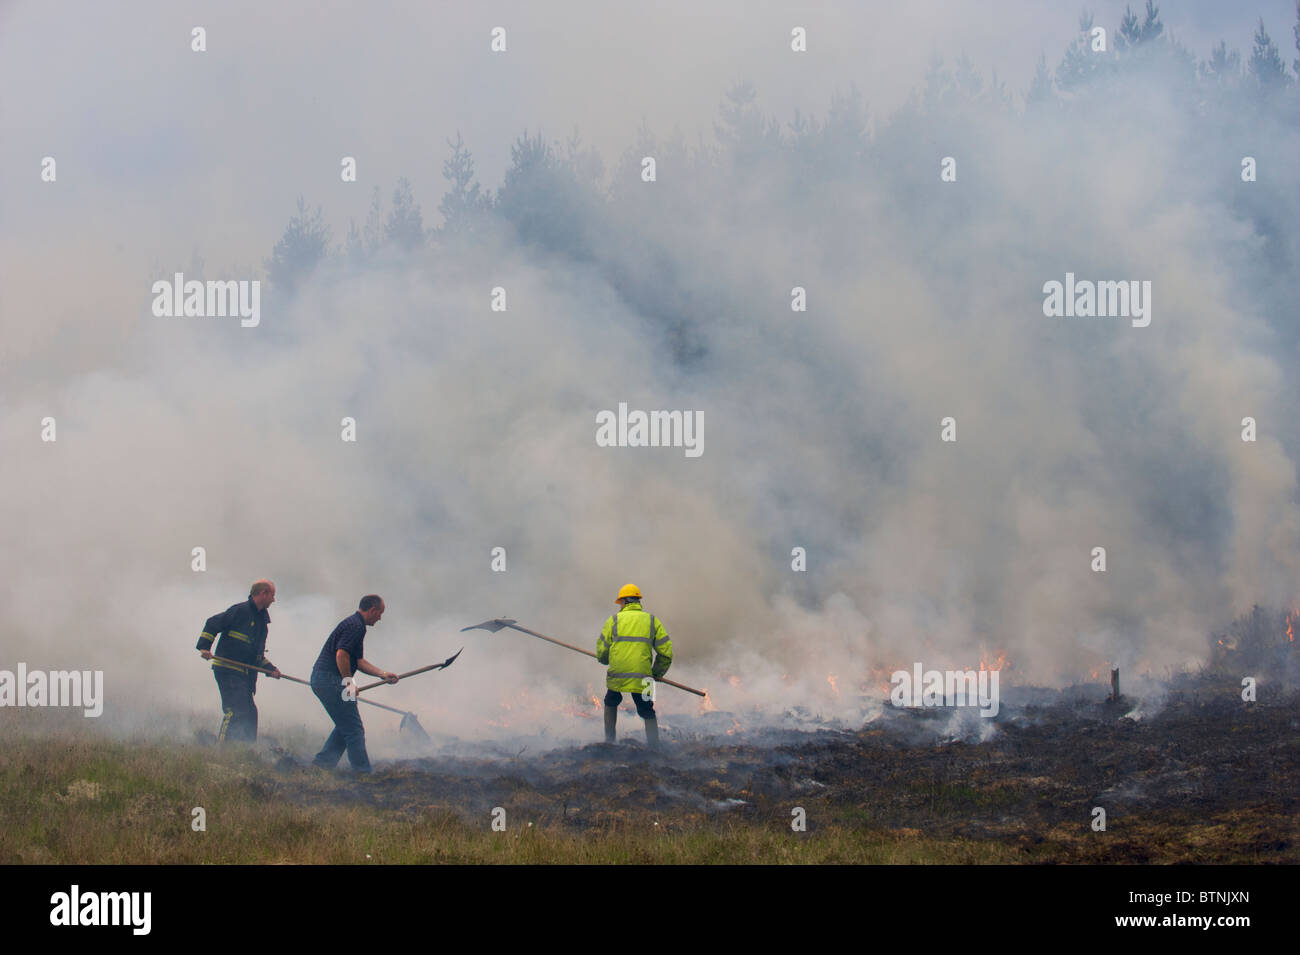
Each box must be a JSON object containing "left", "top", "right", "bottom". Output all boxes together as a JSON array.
[{"left": 196, "top": 579, "right": 281, "bottom": 742}]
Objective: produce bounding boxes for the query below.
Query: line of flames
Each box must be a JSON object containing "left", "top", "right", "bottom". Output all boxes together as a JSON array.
[{"left": 490, "top": 612, "right": 1300, "bottom": 730}]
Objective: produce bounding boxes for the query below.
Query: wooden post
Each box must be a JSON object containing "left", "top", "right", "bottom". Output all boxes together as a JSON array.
[{"left": 1110, "top": 666, "right": 1120, "bottom": 702}]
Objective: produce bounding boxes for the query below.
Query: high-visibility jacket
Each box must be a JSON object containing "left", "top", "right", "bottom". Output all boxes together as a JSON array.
[
  {"left": 596, "top": 601, "right": 672, "bottom": 693},
  {"left": 196, "top": 597, "right": 275, "bottom": 690}
]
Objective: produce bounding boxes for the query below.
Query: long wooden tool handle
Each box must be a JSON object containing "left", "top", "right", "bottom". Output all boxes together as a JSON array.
[
  {"left": 656, "top": 676, "right": 707, "bottom": 698},
  {"left": 357, "top": 662, "right": 442, "bottom": 693},
  {"left": 352, "top": 696, "right": 411, "bottom": 716},
  {"left": 511, "top": 624, "right": 598, "bottom": 658},
  {"left": 209, "top": 656, "right": 413, "bottom": 716},
  {"left": 211, "top": 655, "right": 308, "bottom": 685},
  {"left": 506, "top": 625, "right": 708, "bottom": 697}
]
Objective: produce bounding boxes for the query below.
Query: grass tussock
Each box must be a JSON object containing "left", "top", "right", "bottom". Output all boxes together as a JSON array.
[
  {"left": 3, "top": 722, "right": 1294, "bottom": 864},
  {"left": 0, "top": 733, "right": 1020, "bottom": 864}
]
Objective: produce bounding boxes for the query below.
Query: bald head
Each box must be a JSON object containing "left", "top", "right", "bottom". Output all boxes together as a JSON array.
[{"left": 250, "top": 579, "right": 276, "bottom": 610}]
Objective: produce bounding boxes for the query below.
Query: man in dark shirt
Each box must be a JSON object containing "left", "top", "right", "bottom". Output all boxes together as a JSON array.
[
  {"left": 310, "top": 594, "right": 399, "bottom": 773},
  {"left": 196, "top": 579, "right": 281, "bottom": 743}
]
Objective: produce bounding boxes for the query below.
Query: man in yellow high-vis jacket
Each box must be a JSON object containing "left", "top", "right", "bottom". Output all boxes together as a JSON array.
[{"left": 596, "top": 584, "right": 672, "bottom": 749}]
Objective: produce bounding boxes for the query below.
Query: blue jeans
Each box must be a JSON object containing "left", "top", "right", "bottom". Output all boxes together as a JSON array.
[{"left": 311, "top": 669, "right": 371, "bottom": 772}]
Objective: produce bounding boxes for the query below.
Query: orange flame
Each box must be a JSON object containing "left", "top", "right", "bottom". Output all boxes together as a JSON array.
[
  {"left": 866, "top": 664, "right": 899, "bottom": 696},
  {"left": 827, "top": 673, "right": 840, "bottom": 697},
  {"left": 978, "top": 650, "right": 1009, "bottom": 671}
]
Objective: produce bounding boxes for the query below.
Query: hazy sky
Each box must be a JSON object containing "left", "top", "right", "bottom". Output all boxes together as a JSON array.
[{"left": 4, "top": 0, "right": 1296, "bottom": 258}]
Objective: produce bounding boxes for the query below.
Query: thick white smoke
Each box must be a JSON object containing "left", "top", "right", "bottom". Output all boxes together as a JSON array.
[{"left": 3, "top": 1, "right": 1298, "bottom": 748}]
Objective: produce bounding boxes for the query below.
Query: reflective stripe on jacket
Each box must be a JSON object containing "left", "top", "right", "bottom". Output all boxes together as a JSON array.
[
  {"left": 196, "top": 597, "right": 274, "bottom": 686},
  {"left": 595, "top": 601, "right": 672, "bottom": 693}
]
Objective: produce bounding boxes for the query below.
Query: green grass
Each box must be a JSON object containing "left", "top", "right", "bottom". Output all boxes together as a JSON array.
[
  {"left": 0, "top": 732, "right": 1022, "bottom": 864},
  {"left": 4, "top": 727, "right": 1290, "bottom": 864}
]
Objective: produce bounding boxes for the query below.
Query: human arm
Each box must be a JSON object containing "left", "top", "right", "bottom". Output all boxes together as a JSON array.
[
  {"left": 356, "top": 658, "right": 398, "bottom": 683},
  {"left": 196, "top": 607, "right": 232, "bottom": 659},
  {"left": 335, "top": 650, "right": 396, "bottom": 683},
  {"left": 595, "top": 618, "right": 613, "bottom": 664},
  {"left": 259, "top": 652, "right": 280, "bottom": 678},
  {"left": 651, "top": 618, "right": 672, "bottom": 678}
]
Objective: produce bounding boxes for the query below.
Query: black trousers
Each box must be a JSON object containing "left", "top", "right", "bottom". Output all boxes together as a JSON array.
[
  {"left": 605, "top": 688, "right": 656, "bottom": 719},
  {"left": 214, "top": 667, "right": 258, "bottom": 742}
]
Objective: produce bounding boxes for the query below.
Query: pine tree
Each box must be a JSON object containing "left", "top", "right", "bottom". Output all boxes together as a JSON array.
[
  {"left": 362, "top": 186, "right": 384, "bottom": 253},
  {"left": 1118, "top": 4, "right": 1139, "bottom": 47},
  {"left": 820, "top": 84, "right": 868, "bottom": 169},
  {"left": 265, "top": 196, "right": 331, "bottom": 292},
  {"left": 922, "top": 53, "right": 955, "bottom": 113},
  {"left": 1293, "top": 0, "right": 1300, "bottom": 77},
  {"left": 496, "top": 128, "right": 592, "bottom": 257},
  {"left": 1140, "top": 0, "right": 1164, "bottom": 42},
  {"left": 562, "top": 126, "right": 606, "bottom": 191},
  {"left": 438, "top": 131, "right": 492, "bottom": 237},
  {"left": 1026, "top": 53, "right": 1054, "bottom": 107},
  {"left": 1200, "top": 40, "right": 1241, "bottom": 88},
  {"left": 502, "top": 129, "right": 555, "bottom": 195},
  {"left": 714, "top": 81, "right": 782, "bottom": 170},
  {"left": 384, "top": 177, "right": 425, "bottom": 251},
  {"left": 1056, "top": 12, "right": 1105, "bottom": 92},
  {"left": 1248, "top": 19, "right": 1290, "bottom": 94},
  {"left": 787, "top": 106, "right": 814, "bottom": 140},
  {"left": 345, "top": 220, "right": 364, "bottom": 264},
  {"left": 1117, "top": 1, "right": 1163, "bottom": 51}
]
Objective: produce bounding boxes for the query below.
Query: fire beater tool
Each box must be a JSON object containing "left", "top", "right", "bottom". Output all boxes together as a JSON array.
[
  {"left": 459, "top": 618, "right": 707, "bottom": 697},
  {"left": 356, "top": 647, "right": 463, "bottom": 692},
  {"left": 206, "top": 655, "right": 430, "bottom": 741}
]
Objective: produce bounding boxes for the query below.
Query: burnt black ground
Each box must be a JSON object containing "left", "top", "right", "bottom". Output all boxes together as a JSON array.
[{"left": 273, "top": 673, "right": 1300, "bottom": 862}]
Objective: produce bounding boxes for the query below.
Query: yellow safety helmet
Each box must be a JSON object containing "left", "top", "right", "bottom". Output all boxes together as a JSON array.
[{"left": 617, "top": 583, "right": 642, "bottom": 602}]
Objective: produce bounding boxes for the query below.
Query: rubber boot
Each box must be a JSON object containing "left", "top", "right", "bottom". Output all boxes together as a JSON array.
[
  {"left": 603, "top": 706, "right": 618, "bottom": 743},
  {"left": 644, "top": 717, "right": 660, "bottom": 751}
]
